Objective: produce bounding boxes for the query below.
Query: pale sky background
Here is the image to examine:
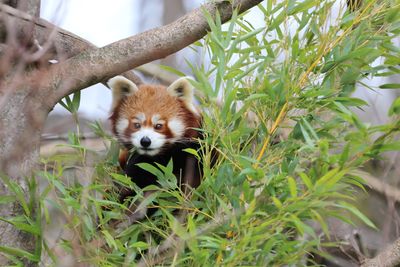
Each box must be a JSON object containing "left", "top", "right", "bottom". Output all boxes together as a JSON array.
[
  {"left": 40, "top": 0, "right": 398, "bottom": 124},
  {"left": 40, "top": 0, "right": 203, "bottom": 119}
]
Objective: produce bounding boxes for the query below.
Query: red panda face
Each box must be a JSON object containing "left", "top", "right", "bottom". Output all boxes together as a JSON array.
[{"left": 108, "top": 76, "right": 201, "bottom": 156}]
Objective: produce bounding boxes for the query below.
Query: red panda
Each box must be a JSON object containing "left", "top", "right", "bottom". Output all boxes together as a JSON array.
[{"left": 107, "top": 76, "right": 203, "bottom": 215}]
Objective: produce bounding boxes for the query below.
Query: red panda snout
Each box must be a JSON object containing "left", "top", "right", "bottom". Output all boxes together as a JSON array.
[
  {"left": 131, "top": 126, "right": 167, "bottom": 156},
  {"left": 114, "top": 113, "right": 187, "bottom": 156}
]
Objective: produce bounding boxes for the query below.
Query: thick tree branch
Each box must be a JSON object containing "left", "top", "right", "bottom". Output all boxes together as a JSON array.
[
  {"left": 37, "top": 0, "right": 263, "bottom": 106},
  {"left": 361, "top": 237, "right": 400, "bottom": 267}
]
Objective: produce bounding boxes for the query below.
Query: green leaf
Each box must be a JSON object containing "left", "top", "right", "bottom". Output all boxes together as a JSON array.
[
  {"left": 0, "top": 175, "right": 30, "bottom": 216},
  {"left": 110, "top": 173, "right": 134, "bottom": 187},
  {"left": 136, "top": 163, "right": 164, "bottom": 178},
  {"left": 311, "top": 210, "right": 330, "bottom": 238},
  {"left": 159, "top": 65, "right": 187, "bottom": 77},
  {"left": 287, "top": 176, "right": 297, "bottom": 198},
  {"left": 315, "top": 168, "right": 345, "bottom": 191},
  {"left": 339, "top": 143, "right": 351, "bottom": 168},
  {"left": 333, "top": 97, "right": 368, "bottom": 107},
  {"left": 58, "top": 98, "right": 70, "bottom": 112},
  {"left": 300, "top": 121, "right": 314, "bottom": 146},
  {"left": 233, "top": 27, "right": 264, "bottom": 44},
  {"left": 299, "top": 172, "right": 313, "bottom": 190},
  {"left": 182, "top": 148, "right": 200, "bottom": 160},
  {"left": 164, "top": 209, "right": 188, "bottom": 239},
  {"left": 3, "top": 219, "right": 40, "bottom": 235},
  {"left": 379, "top": 83, "right": 400, "bottom": 89},
  {"left": 272, "top": 197, "right": 283, "bottom": 209},
  {"left": 102, "top": 230, "right": 118, "bottom": 250},
  {"left": 71, "top": 91, "right": 81, "bottom": 112},
  {"left": 335, "top": 201, "right": 376, "bottom": 229},
  {"left": 374, "top": 141, "right": 400, "bottom": 152},
  {"left": 288, "top": 0, "right": 317, "bottom": 15},
  {"left": 301, "top": 118, "right": 318, "bottom": 140},
  {"left": 0, "top": 246, "right": 39, "bottom": 262},
  {"left": 130, "top": 241, "right": 150, "bottom": 249},
  {"left": 388, "top": 97, "right": 400, "bottom": 116},
  {"left": 0, "top": 195, "right": 16, "bottom": 204},
  {"left": 289, "top": 215, "right": 316, "bottom": 237},
  {"left": 339, "top": 48, "right": 379, "bottom": 61}
]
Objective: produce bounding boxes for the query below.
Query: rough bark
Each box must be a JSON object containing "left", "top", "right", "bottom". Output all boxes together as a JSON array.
[
  {"left": 0, "top": 1, "right": 43, "bottom": 265},
  {"left": 0, "top": 0, "right": 264, "bottom": 265},
  {"left": 15, "top": 0, "right": 41, "bottom": 17},
  {"left": 0, "top": 92, "right": 47, "bottom": 266}
]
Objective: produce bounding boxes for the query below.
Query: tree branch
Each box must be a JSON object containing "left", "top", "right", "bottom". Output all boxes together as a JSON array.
[
  {"left": 361, "top": 237, "right": 400, "bottom": 267},
  {"left": 38, "top": 0, "right": 263, "bottom": 106}
]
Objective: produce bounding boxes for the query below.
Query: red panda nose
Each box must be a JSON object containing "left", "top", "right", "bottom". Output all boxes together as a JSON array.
[{"left": 140, "top": 136, "right": 151, "bottom": 148}]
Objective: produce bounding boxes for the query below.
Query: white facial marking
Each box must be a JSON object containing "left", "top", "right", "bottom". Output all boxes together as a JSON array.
[
  {"left": 168, "top": 118, "right": 185, "bottom": 138},
  {"left": 116, "top": 118, "right": 129, "bottom": 141},
  {"left": 151, "top": 114, "right": 160, "bottom": 124},
  {"left": 131, "top": 128, "right": 166, "bottom": 156},
  {"left": 135, "top": 112, "right": 146, "bottom": 123}
]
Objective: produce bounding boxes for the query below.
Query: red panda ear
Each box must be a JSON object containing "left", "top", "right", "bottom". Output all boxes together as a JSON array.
[
  {"left": 166, "top": 77, "right": 194, "bottom": 105},
  {"left": 108, "top": 76, "right": 139, "bottom": 112}
]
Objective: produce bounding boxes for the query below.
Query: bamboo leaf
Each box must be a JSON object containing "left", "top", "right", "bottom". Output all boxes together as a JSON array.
[
  {"left": 380, "top": 83, "right": 400, "bottom": 89},
  {"left": 335, "top": 201, "right": 376, "bottom": 229},
  {"left": 288, "top": 176, "right": 297, "bottom": 198}
]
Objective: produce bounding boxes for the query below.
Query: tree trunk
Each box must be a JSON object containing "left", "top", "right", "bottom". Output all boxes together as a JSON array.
[
  {"left": 0, "top": 0, "right": 44, "bottom": 265},
  {"left": 0, "top": 86, "right": 49, "bottom": 265}
]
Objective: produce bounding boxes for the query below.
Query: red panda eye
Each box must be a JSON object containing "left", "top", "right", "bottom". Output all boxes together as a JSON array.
[
  {"left": 155, "top": 123, "right": 163, "bottom": 130},
  {"left": 133, "top": 123, "right": 141, "bottom": 129}
]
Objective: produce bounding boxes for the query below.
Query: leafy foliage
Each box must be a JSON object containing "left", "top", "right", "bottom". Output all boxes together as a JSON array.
[{"left": 1, "top": 0, "right": 399, "bottom": 266}]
